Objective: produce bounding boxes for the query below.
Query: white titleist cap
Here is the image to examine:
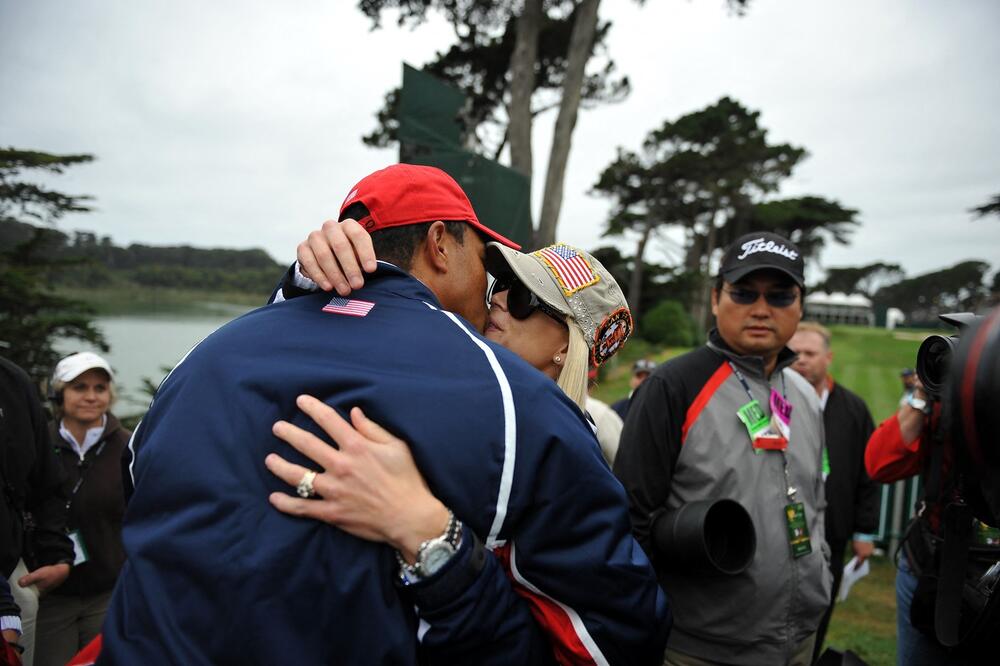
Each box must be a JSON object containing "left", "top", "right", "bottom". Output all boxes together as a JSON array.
[{"left": 52, "top": 352, "right": 114, "bottom": 383}]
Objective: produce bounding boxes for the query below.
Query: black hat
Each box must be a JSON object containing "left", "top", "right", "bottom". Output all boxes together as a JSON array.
[{"left": 719, "top": 232, "right": 805, "bottom": 287}]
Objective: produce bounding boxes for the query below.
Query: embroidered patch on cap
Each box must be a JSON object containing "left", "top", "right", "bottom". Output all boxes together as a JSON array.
[
  {"left": 591, "top": 307, "right": 632, "bottom": 366},
  {"left": 534, "top": 244, "right": 599, "bottom": 296},
  {"left": 322, "top": 297, "right": 375, "bottom": 317}
]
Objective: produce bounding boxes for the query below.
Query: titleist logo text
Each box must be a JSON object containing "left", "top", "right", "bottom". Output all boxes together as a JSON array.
[{"left": 737, "top": 238, "right": 799, "bottom": 261}]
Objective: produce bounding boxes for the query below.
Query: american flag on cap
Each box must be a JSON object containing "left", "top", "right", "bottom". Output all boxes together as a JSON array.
[
  {"left": 322, "top": 297, "right": 375, "bottom": 317},
  {"left": 535, "top": 244, "right": 599, "bottom": 296}
]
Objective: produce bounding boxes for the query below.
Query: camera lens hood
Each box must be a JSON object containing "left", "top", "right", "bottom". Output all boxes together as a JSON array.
[{"left": 653, "top": 498, "right": 757, "bottom": 576}]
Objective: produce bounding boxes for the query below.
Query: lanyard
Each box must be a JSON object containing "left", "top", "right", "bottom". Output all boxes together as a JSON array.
[
  {"left": 728, "top": 361, "right": 798, "bottom": 500},
  {"left": 65, "top": 439, "right": 108, "bottom": 510},
  {"left": 729, "top": 361, "right": 786, "bottom": 403}
]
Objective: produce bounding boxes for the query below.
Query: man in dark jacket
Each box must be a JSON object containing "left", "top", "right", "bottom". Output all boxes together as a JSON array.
[
  {"left": 101, "top": 165, "right": 669, "bottom": 666},
  {"left": 615, "top": 232, "right": 831, "bottom": 666},
  {"left": 610, "top": 359, "right": 656, "bottom": 420},
  {"left": 0, "top": 357, "right": 74, "bottom": 665},
  {"left": 789, "top": 322, "right": 879, "bottom": 659}
]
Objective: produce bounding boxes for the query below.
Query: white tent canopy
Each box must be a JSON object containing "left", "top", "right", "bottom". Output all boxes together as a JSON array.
[{"left": 804, "top": 292, "right": 875, "bottom": 326}]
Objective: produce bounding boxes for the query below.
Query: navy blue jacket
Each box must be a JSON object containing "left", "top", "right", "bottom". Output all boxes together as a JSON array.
[{"left": 101, "top": 265, "right": 669, "bottom": 666}]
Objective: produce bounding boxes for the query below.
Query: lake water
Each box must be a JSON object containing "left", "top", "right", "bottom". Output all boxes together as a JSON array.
[{"left": 55, "top": 308, "right": 253, "bottom": 414}]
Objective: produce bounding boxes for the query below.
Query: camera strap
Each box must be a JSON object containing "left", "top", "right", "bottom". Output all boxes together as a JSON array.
[{"left": 936, "top": 501, "right": 973, "bottom": 647}]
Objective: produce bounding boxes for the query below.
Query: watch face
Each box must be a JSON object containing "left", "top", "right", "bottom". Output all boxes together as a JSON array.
[{"left": 419, "top": 542, "right": 456, "bottom": 577}]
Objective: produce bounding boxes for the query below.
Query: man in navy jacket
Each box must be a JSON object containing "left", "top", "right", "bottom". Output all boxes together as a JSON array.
[{"left": 100, "top": 165, "right": 669, "bottom": 666}]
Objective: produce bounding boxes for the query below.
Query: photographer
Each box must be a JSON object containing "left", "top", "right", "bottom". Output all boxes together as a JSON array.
[
  {"left": 866, "top": 380, "right": 954, "bottom": 665},
  {"left": 866, "top": 310, "right": 1000, "bottom": 665}
]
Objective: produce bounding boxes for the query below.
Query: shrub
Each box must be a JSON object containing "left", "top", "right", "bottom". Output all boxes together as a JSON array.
[{"left": 640, "top": 300, "right": 696, "bottom": 347}]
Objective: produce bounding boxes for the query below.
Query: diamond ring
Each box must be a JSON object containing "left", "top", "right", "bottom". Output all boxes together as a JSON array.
[{"left": 296, "top": 470, "right": 318, "bottom": 498}]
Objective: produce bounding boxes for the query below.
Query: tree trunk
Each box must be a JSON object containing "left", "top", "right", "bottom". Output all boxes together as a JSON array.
[
  {"left": 508, "top": 0, "right": 541, "bottom": 181},
  {"left": 628, "top": 221, "right": 653, "bottom": 324},
  {"left": 534, "top": 0, "right": 601, "bottom": 248},
  {"left": 696, "top": 212, "right": 721, "bottom": 332}
]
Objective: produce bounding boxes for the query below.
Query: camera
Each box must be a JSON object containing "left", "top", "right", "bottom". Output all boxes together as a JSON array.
[
  {"left": 917, "top": 310, "right": 1000, "bottom": 527},
  {"left": 916, "top": 312, "right": 980, "bottom": 399},
  {"left": 909, "top": 307, "right": 1000, "bottom": 653}
]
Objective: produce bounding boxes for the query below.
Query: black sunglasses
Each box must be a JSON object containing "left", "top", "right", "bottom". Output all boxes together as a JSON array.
[
  {"left": 489, "top": 276, "right": 566, "bottom": 324},
  {"left": 723, "top": 286, "right": 799, "bottom": 308}
]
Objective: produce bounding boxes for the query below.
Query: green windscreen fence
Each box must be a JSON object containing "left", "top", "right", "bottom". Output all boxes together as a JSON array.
[{"left": 397, "top": 64, "right": 532, "bottom": 248}]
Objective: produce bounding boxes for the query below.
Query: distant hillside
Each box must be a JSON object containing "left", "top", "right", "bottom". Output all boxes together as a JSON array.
[{"left": 1, "top": 221, "right": 283, "bottom": 296}]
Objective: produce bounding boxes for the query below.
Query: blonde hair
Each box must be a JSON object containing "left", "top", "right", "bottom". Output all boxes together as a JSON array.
[
  {"left": 796, "top": 321, "right": 832, "bottom": 349},
  {"left": 556, "top": 323, "right": 589, "bottom": 411}
]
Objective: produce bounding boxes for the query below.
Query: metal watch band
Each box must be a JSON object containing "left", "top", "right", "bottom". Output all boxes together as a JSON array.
[{"left": 396, "top": 509, "right": 462, "bottom": 581}]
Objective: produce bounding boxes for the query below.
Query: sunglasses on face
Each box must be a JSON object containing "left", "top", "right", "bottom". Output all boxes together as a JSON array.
[
  {"left": 723, "top": 286, "right": 799, "bottom": 308},
  {"left": 489, "top": 276, "right": 565, "bottom": 324}
]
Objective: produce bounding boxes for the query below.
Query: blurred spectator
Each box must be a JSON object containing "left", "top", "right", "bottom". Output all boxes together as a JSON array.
[
  {"left": 898, "top": 368, "right": 916, "bottom": 406},
  {"left": 789, "top": 322, "right": 879, "bottom": 661},
  {"left": 34, "top": 353, "right": 129, "bottom": 666},
  {"left": 585, "top": 368, "right": 624, "bottom": 465},
  {"left": 0, "top": 357, "right": 74, "bottom": 666},
  {"left": 615, "top": 231, "right": 831, "bottom": 665},
  {"left": 611, "top": 359, "right": 656, "bottom": 420}
]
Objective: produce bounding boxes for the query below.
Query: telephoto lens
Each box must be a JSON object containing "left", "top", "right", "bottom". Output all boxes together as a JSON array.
[{"left": 917, "top": 312, "right": 981, "bottom": 398}]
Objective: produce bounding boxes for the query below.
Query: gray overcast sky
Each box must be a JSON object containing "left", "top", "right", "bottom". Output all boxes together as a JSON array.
[{"left": 2, "top": 0, "right": 998, "bottom": 281}]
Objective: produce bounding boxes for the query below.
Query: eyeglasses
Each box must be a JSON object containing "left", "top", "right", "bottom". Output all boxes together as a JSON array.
[
  {"left": 723, "top": 286, "right": 799, "bottom": 308},
  {"left": 489, "top": 276, "right": 566, "bottom": 324}
]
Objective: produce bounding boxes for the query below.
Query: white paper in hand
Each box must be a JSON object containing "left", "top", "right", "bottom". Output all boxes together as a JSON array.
[{"left": 837, "top": 556, "right": 870, "bottom": 602}]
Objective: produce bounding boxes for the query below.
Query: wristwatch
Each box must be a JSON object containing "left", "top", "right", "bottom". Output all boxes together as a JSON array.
[
  {"left": 396, "top": 510, "right": 463, "bottom": 581},
  {"left": 906, "top": 392, "right": 931, "bottom": 414}
]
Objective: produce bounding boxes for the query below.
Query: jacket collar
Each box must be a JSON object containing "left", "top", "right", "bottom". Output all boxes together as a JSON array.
[
  {"left": 705, "top": 328, "right": 799, "bottom": 380},
  {"left": 363, "top": 261, "right": 444, "bottom": 309},
  {"left": 54, "top": 412, "right": 124, "bottom": 454}
]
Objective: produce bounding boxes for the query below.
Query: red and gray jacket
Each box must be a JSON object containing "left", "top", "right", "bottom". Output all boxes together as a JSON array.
[{"left": 614, "top": 330, "right": 831, "bottom": 665}]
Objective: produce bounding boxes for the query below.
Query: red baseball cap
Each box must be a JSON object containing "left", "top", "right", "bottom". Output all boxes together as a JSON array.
[{"left": 339, "top": 164, "right": 520, "bottom": 250}]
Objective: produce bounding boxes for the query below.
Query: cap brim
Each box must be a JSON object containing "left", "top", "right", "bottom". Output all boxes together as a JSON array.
[
  {"left": 722, "top": 263, "right": 805, "bottom": 288},
  {"left": 54, "top": 354, "right": 114, "bottom": 383},
  {"left": 470, "top": 221, "right": 520, "bottom": 250},
  {"left": 486, "top": 243, "right": 571, "bottom": 317}
]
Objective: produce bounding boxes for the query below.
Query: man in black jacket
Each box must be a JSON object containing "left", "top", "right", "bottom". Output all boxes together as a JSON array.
[
  {"left": 0, "top": 357, "right": 74, "bottom": 665},
  {"left": 789, "top": 322, "right": 879, "bottom": 659}
]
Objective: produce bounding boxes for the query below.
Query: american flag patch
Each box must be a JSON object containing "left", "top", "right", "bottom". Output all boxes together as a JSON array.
[
  {"left": 535, "top": 244, "right": 599, "bottom": 295},
  {"left": 322, "top": 297, "right": 375, "bottom": 317}
]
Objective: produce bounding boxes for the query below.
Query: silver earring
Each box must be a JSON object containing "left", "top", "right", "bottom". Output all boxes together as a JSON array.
[{"left": 554, "top": 355, "right": 562, "bottom": 364}]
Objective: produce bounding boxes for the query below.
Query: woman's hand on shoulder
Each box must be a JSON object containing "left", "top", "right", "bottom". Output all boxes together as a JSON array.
[{"left": 298, "top": 219, "right": 377, "bottom": 296}]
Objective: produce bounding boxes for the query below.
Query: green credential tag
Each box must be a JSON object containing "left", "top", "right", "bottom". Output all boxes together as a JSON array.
[
  {"left": 737, "top": 400, "right": 771, "bottom": 442},
  {"left": 785, "top": 502, "right": 812, "bottom": 558}
]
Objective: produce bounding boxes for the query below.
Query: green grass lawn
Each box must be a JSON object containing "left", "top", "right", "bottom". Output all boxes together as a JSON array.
[
  {"left": 824, "top": 554, "right": 897, "bottom": 666},
  {"left": 593, "top": 324, "right": 940, "bottom": 665},
  {"left": 827, "top": 325, "right": 930, "bottom": 423}
]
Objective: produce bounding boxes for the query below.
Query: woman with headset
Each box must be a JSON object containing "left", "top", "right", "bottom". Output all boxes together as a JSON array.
[{"left": 35, "top": 353, "right": 129, "bottom": 666}]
